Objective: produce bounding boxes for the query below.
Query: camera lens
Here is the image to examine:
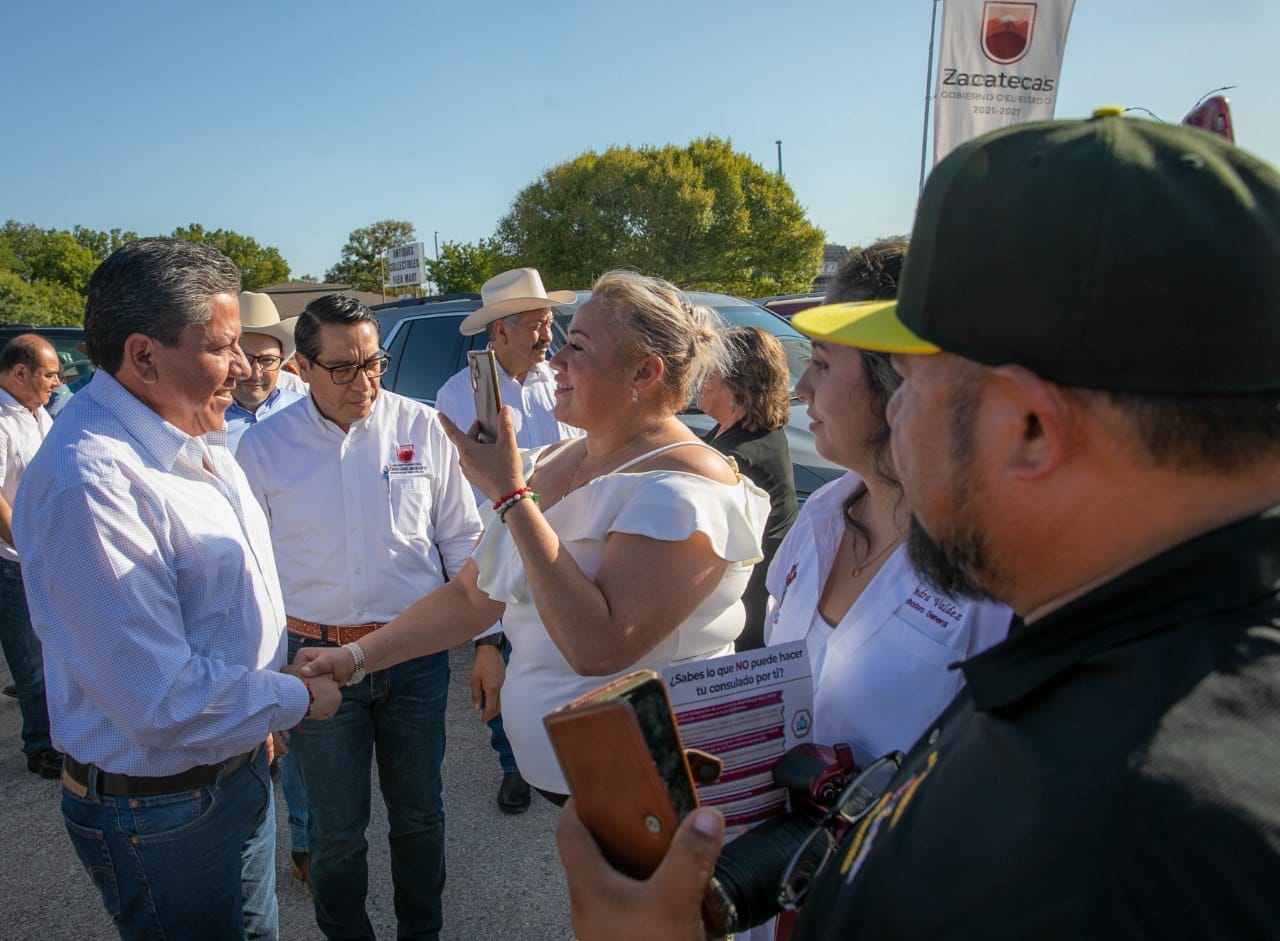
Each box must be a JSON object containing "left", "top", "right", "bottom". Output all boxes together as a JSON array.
[{"left": 710, "top": 815, "right": 828, "bottom": 933}]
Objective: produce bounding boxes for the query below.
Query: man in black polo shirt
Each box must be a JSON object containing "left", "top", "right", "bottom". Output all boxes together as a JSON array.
[{"left": 555, "top": 110, "right": 1280, "bottom": 938}]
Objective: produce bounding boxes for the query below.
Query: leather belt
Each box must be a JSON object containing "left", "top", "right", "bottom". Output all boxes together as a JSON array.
[
  {"left": 62, "top": 747, "right": 258, "bottom": 798},
  {"left": 286, "top": 615, "right": 385, "bottom": 645}
]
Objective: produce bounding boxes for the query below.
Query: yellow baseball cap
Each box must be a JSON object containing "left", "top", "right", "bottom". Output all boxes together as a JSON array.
[{"left": 790, "top": 300, "right": 940, "bottom": 354}]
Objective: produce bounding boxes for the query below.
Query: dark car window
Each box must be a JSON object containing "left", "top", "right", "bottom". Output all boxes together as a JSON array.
[{"left": 388, "top": 317, "right": 466, "bottom": 402}]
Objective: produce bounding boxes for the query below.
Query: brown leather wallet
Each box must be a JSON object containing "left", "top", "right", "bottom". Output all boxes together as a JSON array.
[{"left": 286, "top": 615, "right": 384, "bottom": 645}]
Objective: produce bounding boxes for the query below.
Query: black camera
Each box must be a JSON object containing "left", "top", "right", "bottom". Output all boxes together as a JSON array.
[{"left": 706, "top": 743, "right": 896, "bottom": 934}]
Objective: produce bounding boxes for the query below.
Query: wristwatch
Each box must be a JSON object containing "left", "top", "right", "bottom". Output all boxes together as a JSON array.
[
  {"left": 342, "top": 641, "right": 367, "bottom": 686},
  {"left": 474, "top": 632, "right": 505, "bottom": 650}
]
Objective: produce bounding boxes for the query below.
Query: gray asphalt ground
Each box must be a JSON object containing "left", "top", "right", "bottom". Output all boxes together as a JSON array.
[{"left": 0, "top": 644, "right": 574, "bottom": 940}]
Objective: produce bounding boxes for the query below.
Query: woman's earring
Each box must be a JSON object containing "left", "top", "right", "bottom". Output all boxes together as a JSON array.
[{"left": 631, "top": 388, "right": 640, "bottom": 404}]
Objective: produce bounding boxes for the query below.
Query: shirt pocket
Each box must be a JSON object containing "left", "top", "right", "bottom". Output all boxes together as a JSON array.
[{"left": 389, "top": 475, "right": 433, "bottom": 538}]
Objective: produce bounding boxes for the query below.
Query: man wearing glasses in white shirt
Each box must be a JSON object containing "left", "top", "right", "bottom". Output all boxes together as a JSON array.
[{"left": 237, "top": 293, "right": 483, "bottom": 941}]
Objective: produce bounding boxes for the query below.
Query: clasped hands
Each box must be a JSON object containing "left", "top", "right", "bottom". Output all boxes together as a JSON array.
[{"left": 282, "top": 658, "right": 344, "bottom": 719}]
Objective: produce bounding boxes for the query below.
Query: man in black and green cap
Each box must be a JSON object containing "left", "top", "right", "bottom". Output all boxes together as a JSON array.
[{"left": 554, "top": 109, "right": 1280, "bottom": 939}]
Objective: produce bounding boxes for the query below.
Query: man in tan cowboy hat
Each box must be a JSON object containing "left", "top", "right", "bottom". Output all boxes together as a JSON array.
[
  {"left": 436, "top": 267, "right": 582, "bottom": 814},
  {"left": 225, "top": 291, "right": 305, "bottom": 453}
]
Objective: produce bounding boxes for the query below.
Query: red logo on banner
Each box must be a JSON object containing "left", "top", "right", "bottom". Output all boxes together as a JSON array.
[
  {"left": 396, "top": 443, "right": 415, "bottom": 462},
  {"left": 982, "top": 2, "right": 1036, "bottom": 64}
]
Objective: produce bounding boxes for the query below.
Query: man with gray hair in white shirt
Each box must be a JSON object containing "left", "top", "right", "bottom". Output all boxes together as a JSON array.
[
  {"left": 237, "top": 293, "right": 483, "bottom": 941},
  {"left": 434, "top": 266, "right": 582, "bottom": 815},
  {"left": 13, "top": 237, "right": 342, "bottom": 941}
]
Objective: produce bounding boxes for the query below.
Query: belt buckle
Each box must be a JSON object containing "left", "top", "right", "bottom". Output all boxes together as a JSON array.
[{"left": 61, "top": 769, "right": 88, "bottom": 798}]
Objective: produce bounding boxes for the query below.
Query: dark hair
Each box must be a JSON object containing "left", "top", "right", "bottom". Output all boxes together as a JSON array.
[
  {"left": 1078, "top": 388, "right": 1280, "bottom": 472},
  {"left": 823, "top": 240, "right": 909, "bottom": 536},
  {"left": 717, "top": 327, "right": 791, "bottom": 432},
  {"left": 0, "top": 334, "right": 55, "bottom": 374},
  {"left": 294, "top": 294, "right": 380, "bottom": 362},
  {"left": 84, "top": 237, "right": 240, "bottom": 374}
]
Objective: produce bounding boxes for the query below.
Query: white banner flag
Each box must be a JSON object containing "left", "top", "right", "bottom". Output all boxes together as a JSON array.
[{"left": 933, "top": 0, "right": 1075, "bottom": 165}]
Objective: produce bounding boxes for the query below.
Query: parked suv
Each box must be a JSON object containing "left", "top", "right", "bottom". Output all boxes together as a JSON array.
[{"left": 374, "top": 291, "right": 840, "bottom": 500}]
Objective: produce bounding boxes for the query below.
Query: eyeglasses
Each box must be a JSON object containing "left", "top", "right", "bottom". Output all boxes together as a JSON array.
[
  {"left": 245, "top": 353, "right": 283, "bottom": 371},
  {"left": 307, "top": 352, "right": 391, "bottom": 385},
  {"left": 776, "top": 751, "right": 904, "bottom": 911}
]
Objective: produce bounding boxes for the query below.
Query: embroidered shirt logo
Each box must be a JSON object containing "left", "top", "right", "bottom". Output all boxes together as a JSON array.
[{"left": 395, "top": 443, "right": 415, "bottom": 463}]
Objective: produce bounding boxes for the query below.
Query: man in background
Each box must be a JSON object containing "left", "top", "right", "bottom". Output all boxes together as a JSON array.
[
  {"left": 435, "top": 266, "right": 581, "bottom": 815},
  {"left": 0, "top": 333, "right": 61, "bottom": 778},
  {"left": 224, "top": 291, "right": 304, "bottom": 452}
]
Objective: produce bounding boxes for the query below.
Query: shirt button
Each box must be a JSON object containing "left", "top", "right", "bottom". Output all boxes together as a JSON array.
[
  {"left": 353, "top": 568, "right": 362, "bottom": 575},
  {"left": 928, "top": 728, "right": 940, "bottom": 745}
]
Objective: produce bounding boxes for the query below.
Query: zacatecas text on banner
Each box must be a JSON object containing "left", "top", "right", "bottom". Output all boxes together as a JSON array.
[{"left": 933, "top": 0, "right": 1076, "bottom": 165}]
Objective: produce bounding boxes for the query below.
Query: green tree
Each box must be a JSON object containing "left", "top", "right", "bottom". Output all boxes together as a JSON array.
[
  {"left": 0, "top": 269, "right": 85, "bottom": 325},
  {"left": 325, "top": 220, "right": 417, "bottom": 293},
  {"left": 72, "top": 225, "right": 140, "bottom": 262},
  {"left": 495, "top": 137, "right": 825, "bottom": 296},
  {"left": 427, "top": 238, "right": 511, "bottom": 294},
  {"left": 171, "top": 223, "right": 291, "bottom": 290}
]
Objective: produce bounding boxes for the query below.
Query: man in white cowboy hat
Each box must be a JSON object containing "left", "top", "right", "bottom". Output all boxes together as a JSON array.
[
  {"left": 435, "top": 267, "right": 582, "bottom": 815},
  {"left": 224, "top": 291, "right": 305, "bottom": 453}
]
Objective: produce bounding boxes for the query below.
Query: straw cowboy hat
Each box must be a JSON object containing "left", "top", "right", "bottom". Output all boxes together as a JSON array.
[
  {"left": 238, "top": 292, "right": 299, "bottom": 360},
  {"left": 459, "top": 268, "right": 576, "bottom": 336}
]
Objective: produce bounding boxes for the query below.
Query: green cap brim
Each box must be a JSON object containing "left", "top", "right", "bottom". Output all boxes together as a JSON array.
[{"left": 791, "top": 300, "right": 941, "bottom": 354}]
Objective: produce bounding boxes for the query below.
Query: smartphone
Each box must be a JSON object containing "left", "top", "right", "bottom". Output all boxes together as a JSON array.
[
  {"left": 544, "top": 670, "right": 700, "bottom": 877},
  {"left": 467, "top": 349, "right": 503, "bottom": 439}
]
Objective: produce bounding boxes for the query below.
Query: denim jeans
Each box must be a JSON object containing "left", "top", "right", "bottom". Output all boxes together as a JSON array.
[
  {"left": 486, "top": 636, "right": 518, "bottom": 774},
  {"left": 61, "top": 748, "right": 278, "bottom": 940},
  {"left": 290, "top": 635, "right": 449, "bottom": 941},
  {"left": 0, "top": 558, "right": 52, "bottom": 756},
  {"left": 278, "top": 744, "right": 310, "bottom": 853}
]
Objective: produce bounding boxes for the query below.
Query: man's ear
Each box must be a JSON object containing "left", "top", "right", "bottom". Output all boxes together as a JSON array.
[
  {"left": 294, "top": 354, "right": 314, "bottom": 383},
  {"left": 988, "top": 365, "right": 1074, "bottom": 482},
  {"left": 631, "top": 354, "right": 665, "bottom": 395},
  {"left": 119, "top": 334, "right": 161, "bottom": 385}
]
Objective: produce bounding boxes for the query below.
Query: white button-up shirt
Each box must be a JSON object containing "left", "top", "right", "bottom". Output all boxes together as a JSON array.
[
  {"left": 0, "top": 386, "right": 52, "bottom": 562},
  {"left": 236, "top": 390, "right": 483, "bottom": 624},
  {"left": 12, "top": 371, "right": 308, "bottom": 774},
  {"left": 435, "top": 356, "right": 580, "bottom": 453}
]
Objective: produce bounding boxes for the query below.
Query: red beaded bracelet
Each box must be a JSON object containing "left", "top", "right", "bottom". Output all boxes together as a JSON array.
[{"left": 493, "top": 486, "right": 534, "bottom": 511}]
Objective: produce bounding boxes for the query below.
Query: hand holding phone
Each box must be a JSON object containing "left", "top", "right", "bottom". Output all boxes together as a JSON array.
[{"left": 468, "top": 349, "right": 503, "bottom": 441}]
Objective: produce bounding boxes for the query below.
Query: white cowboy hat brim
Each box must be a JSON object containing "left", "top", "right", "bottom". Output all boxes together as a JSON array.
[
  {"left": 460, "top": 291, "right": 577, "bottom": 336},
  {"left": 241, "top": 317, "right": 299, "bottom": 361}
]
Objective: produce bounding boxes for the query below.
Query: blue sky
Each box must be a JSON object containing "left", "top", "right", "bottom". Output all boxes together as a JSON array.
[{"left": 3, "top": 0, "right": 1277, "bottom": 281}]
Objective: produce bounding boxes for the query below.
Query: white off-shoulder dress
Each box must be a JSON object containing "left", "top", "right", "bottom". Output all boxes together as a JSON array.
[{"left": 471, "top": 441, "right": 771, "bottom": 793}]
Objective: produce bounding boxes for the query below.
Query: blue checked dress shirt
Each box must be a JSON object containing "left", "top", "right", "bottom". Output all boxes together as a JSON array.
[
  {"left": 12, "top": 370, "right": 310, "bottom": 775},
  {"left": 223, "top": 385, "right": 305, "bottom": 454}
]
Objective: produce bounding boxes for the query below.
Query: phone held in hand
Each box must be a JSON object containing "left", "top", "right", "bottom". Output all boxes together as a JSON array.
[
  {"left": 468, "top": 349, "right": 503, "bottom": 440},
  {"left": 544, "top": 670, "right": 700, "bottom": 877}
]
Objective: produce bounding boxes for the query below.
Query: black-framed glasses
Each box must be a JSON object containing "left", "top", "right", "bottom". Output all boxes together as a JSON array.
[
  {"left": 308, "top": 352, "right": 391, "bottom": 385},
  {"left": 776, "top": 751, "right": 904, "bottom": 911},
  {"left": 245, "top": 353, "right": 283, "bottom": 371}
]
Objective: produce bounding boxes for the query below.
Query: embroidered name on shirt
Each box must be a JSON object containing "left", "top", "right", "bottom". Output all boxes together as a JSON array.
[
  {"left": 385, "top": 461, "right": 431, "bottom": 480},
  {"left": 900, "top": 585, "right": 965, "bottom": 631}
]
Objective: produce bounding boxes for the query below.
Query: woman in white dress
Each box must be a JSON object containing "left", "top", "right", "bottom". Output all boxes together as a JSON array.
[
  {"left": 297, "top": 271, "right": 770, "bottom": 801},
  {"left": 767, "top": 240, "right": 1012, "bottom": 769}
]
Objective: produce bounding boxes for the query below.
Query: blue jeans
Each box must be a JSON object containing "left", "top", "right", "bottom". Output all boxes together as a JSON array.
[
  {"left": 487, "top": 636, "right": 517, "bottom": 774},
  {"left": 290, "top": 635, "right": 448, "bottom": 941},
  {"left": 61, "top": 748, "right": 278, "bottom": 940},
  {"left": 279, "top": 744, "right": 310, "bottom": 853},
  {"left": 0, "top": 558, "right": 52, "bottom": 756}
]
